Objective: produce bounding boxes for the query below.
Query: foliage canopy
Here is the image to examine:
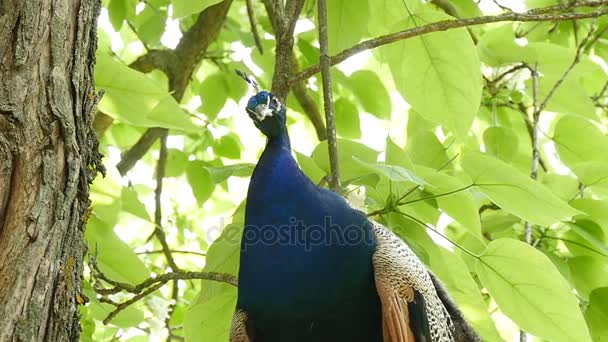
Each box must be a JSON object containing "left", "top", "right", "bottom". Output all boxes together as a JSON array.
[{"left": 85, "top": 0, "right": 608, "bottom": 341}]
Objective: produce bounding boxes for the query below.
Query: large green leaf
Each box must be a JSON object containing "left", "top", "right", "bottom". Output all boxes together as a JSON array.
[
  {"left": 462, "top": 152, "right": 580, "bottom": 226},
  {"left": 384, "top": 10, "right": 481, "bottom": 136},
  {"left": 86, "top": 217, "right": 150, "bottom": 285},
  {"left": 405, "top": 131, "right": 450, "bottom": 170},
  {"left": 108, "top": 0, "right": 137, "bottom": 31},
  {"left": 585, "top": 287, "right": 608, "bottom": 341},
  {"left": 348, "top": 70, "right": 391, "bottom": 119},
  {"left": 327, "top": 0, "right": 369, "bottom": 54},
  {"left": 334, "top": 98, "right": 361, "bottom": 139},
  {"left": 131, "top": 4, "right": 166, "bottom": 46},
  {"left": 483, "top": 126, "right": 519, "bottom": 162},
  {"left": 553, "top": 115, "right": 608, "bottom": 168},
  {"left": 186, "top": 161, "right": 215, "bottom": 206},
  {"left": 353, "top": 157, "right": 427, "bottom": 185},
  {"left": 416, "top": 166, "right": 481, "bottom": 236},
  {"left": 432, "top": 249, "right": 502, "bottom": 342},
  {"left": 206, "top": 163, "right": 254, "bottom": 184},
  {"left": 173, "top": 0, "right": 223, "bottom": 18},
  {"left": 185, "top": 205, "right": 244, "bottom": 341},
  {"left": 478, "top": 24, "right": 535, "bottom": 66},
  {"left": 312, "top": 139, "right": 380, "bottom": 182},
  {"left": 95, "top": 53, "right": 197, "bottom": 132},
  {"left": 568, "top": 256, "right": 608, "bottom": 300},
  {"left": 476, "top": 238, "right": 592, "bottom": 342}
]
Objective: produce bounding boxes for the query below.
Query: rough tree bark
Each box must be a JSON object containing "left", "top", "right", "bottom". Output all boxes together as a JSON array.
[{"left": 0, "top": 1, "right": 103, "bottom": 341}]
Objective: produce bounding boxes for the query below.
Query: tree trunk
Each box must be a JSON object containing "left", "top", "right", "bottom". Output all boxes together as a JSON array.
[{"left": 0, "top": 1, "right": 103, "bottom": 341}]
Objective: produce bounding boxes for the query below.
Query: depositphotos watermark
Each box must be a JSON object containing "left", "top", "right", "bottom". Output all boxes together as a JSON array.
[{"left": 208, "top": 216, "right": 376, "bottom": 251}]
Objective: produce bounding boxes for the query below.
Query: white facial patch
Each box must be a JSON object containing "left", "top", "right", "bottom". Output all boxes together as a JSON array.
[{"left": 253, "top": 104, "right": 274, "bottom": 121}]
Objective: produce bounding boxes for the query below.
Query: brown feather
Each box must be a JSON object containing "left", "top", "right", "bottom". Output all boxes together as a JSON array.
[
  {"left": 230, "top": 309, "right": 252, "bottom": 342},
  {"left": 376, "top": 279, "right": 416, "bottom": 342}
]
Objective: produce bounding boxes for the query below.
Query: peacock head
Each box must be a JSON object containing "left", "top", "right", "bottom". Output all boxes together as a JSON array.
[{"left": 245, "top": 91, "right": 287, "bottom": 138}]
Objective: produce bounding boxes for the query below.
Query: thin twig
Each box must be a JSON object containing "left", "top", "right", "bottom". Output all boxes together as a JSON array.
[
  {"left": 395, "top": 210, "right": 479, "bottom": 258},
  {"left": 538, "top": 23, "right": 596, "bottom": 113},
  {"left": 317, "top": 0, "right": 341, "bottom": 192},
  {"left": 166, "top": 280, "right": 179, "bottom": 341},
  {"left": 292, "top": 1, "right": 608, "bottom": 83},
  {"left": 154, "top": 132, "right": 181, "bottom": 272},
  {"left": 103, "top": 282, "right": 165, "bottom": 325},
  {"left": 94, "top": 270, "right": 238, "bottom": 296},
  {"left": 245, "top": 0, "right": 264, "bottom": 54},
  {"left": 136, "top": 249, "right": 207, "bottom": 257}
]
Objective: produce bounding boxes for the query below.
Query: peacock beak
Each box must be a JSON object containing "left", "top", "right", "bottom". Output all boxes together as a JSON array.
[{"left": 253, "top": 104, "right": 274, "bottom": 121}]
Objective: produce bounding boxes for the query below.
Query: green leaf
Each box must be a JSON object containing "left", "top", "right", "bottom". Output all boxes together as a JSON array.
[
  {"left": 570, "top": 161, "right": 608, "bottom": 195},
  {"left": 478, "top": 24, "right": 536, "bottom": 66},
  {"left": 368, "top": 0, "right": 420, "bottom": 36},
  {"left": 384, "top": 11, "right": 481, "bottom": 136},
  {"left": 206, "top": 163, "right": 254, "bottom": 184},
  {"left": 131, "top": 5, "right": 166, "bottom": 46},
  {"left": 95, "top": 53, "right": 197, "bottom": 132},
  {"left": 416, "top": 166, "right": 481, "bottom": 236},
  {"left": 86, "top": 217, "right": 150, "bottom": 285},
  {"left": 108, "top": 0, "right": 137, "bottom": 31},
  {"left": 462, "top": 152, "right": 581, "bottom": 226},
  {"left": 585, "top": 287, "right": 608, "bottom": 341},
  {"left": 90, "top": 168, "right": 123, "bottom": 227},
  {"left": 353, "top": 157, "right": 427, "bottom": 185},
  {"left": 334, "top": 98, "right": 361, "bottom": 139},
  {"left": 186, "top": 161, "right": 215, "bottom": 205},
  {"left": 198, "top": 72, "right": 247, "bottom": 120},
  {"left": 173, "top": 0, "right": 223, "bottom": 18},
  {"left": 554, "top": 115, "right": 608, "bottom": 168},
  {"left": 483, "top": 126, "right": 519, "bottom": 162},
  {"left": 535, "top": 77, "right": 597, "bottom": 120},
  {"left": 312, "top": 139, "right": 380, "bottom": 182},
  {"left": 541, "top": 174, "right": 579, "bottom": 201},
  {"left": 327, "top": 0, "right": 369, "bottom": 54},
  {"left": 431, "top": 249, "right": 503, "bottom": 342},
  {"left": 165, "top": 148, "right": 189, "bottom": 177},
  {"left": 121, "top": 187, "right": 151, "bottom": 221},
  {"left": 571, "top": 199, "right": 608, "bottom": 235},
  {"left": 565, "top": 220, "right": 608, "bottom": 258},
  {"left": 185, "top": 206, "right": 243, "bottom": 341},
  {"left": 569, "top": 256, "right": 608, "bottom": 300},
  {"left": 348, "top": 70, "right": 391, "bottom": 119},
  {"left": 214, "top": 134, "right": 241, "bottom": 159},
  {"left": 385, "top": 137, "right": 415, "bottom": 170},
  {"left": 296, "top": 152, "right": 326, "bottom": 184},
  {"left": 476, "top": 238, "right": 592, "bottom": 342},
  {"left": 405, "top": 131, "right": 450, "bottom": 170}
]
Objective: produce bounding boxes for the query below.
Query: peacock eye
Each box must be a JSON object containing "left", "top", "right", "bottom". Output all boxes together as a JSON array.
[{"left": 271, "top": 97, "right": 279, "bottom": 106}]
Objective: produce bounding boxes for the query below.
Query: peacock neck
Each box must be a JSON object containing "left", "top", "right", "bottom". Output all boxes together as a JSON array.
[
  {"left": 266, "top": 131, "right": 290, "bottom": 151},
  {"left": 248, "top": 131, "right": 311, "bottom": 204}
]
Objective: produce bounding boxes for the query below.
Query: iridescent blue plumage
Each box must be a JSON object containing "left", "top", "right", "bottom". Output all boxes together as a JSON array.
[
  {"left": 236, "top": 91, "right": 381, "bottom": 341},
  {"left": 232, "top": 91, "right": 480, "bottom": 342}
]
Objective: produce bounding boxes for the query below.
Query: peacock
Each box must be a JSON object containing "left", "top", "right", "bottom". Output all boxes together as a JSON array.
[{"left": 230, "top": 85, "right": 480, "bottom": 342}]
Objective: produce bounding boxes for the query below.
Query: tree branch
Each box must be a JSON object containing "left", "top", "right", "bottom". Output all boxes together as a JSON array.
[
  {"left": 317, "top": 0, "right": 341, "bottom": 192},
  {"left": 267, "top": 0, "right": 306, "bottom": 100},
  {"left": 262, "top": 0, "right": 327, "bottom": 140},
  {"left": 153, "top": 132, "right": 180, "bottom": 272},
  {"left": 89, "top": 254, "right": 237, "bottom": 325},
  {"left": 292, "top": 1, "right": 608, "bottom": 83},
  {"left": 245, "top": 0, "right": 264, "bottom": 54},
  {"left": 115, "top": 0, "right": 234, "bottom": 176}
]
